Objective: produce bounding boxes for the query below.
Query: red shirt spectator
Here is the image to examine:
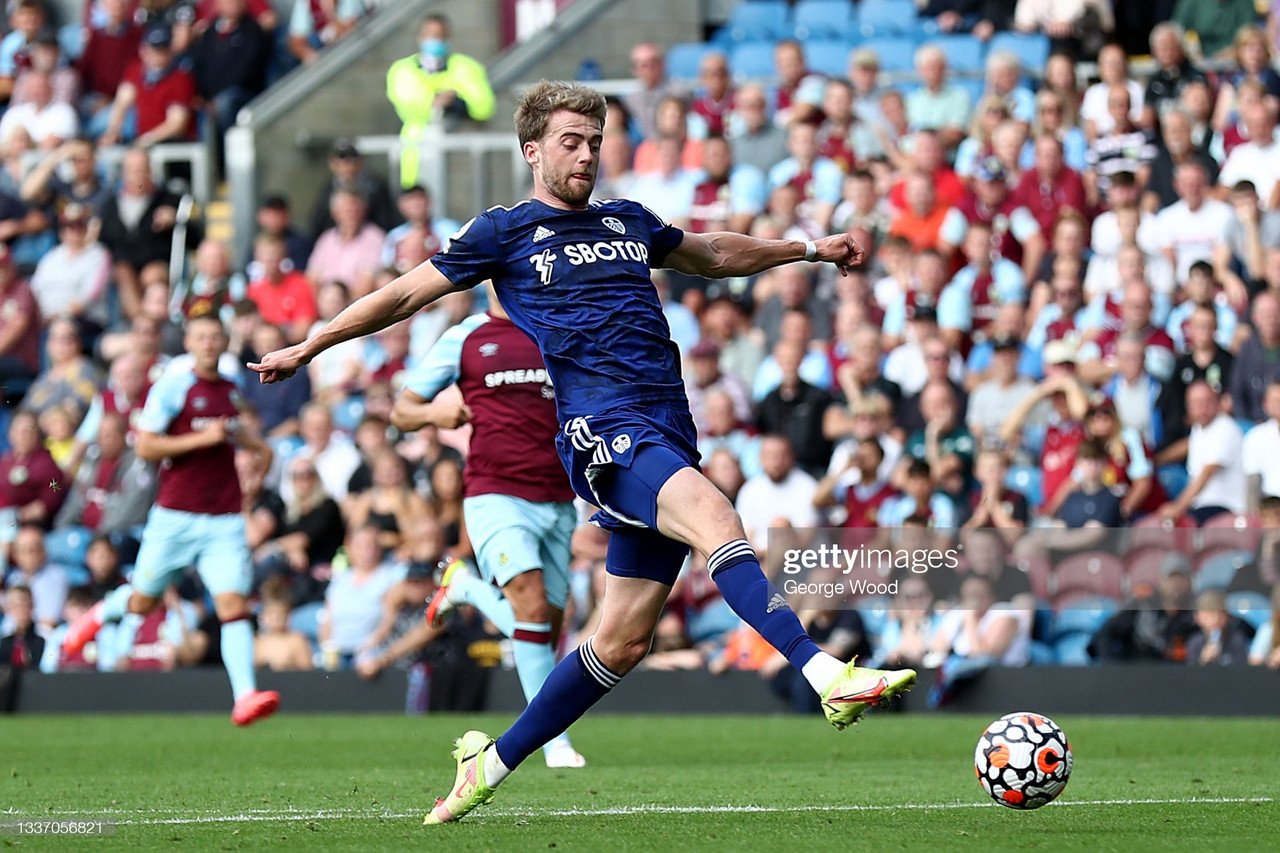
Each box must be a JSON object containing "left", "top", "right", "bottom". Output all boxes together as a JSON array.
[
  {"left": 1012, "top": 136, "right": 1088, "bottom": 237},
  {"left": 689, "top": 51, "right": 734, "bottom": 137},
  {"left": 0, "top": 411, "right": 67, "bottom": 527},
  {"left": 77, "top": 10, "right": 142, "bottom": 100},
  {"left": 121, "top": 58, "right": 196, "bottom": 140},
  {"left": 103, "top": 25, "right": 197, "bottom": 145},
  {"left": 247, "top": 235, "right": 318, "bottom": 342},
  {"left": 0, "top": 254, "right": 40, "bottom": 378}
]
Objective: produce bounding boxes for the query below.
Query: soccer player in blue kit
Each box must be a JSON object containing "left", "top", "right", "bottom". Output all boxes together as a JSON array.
[{"left": 251, "top": 81, "right": 916, "bottom": 824}]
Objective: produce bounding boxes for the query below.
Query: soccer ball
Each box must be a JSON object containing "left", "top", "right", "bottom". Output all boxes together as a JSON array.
[{"left": 974, "top": 712, "right": 1072, "bottom": 810}]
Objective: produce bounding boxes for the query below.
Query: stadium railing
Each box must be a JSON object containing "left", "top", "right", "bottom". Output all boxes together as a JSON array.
[{"left": 20, "top": 142, "right": 215, "bottom": 205}]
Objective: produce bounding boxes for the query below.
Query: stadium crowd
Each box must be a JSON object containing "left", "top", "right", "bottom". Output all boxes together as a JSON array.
[{"left": 2, "top": 2, "right": 1280, "bottom": 712}]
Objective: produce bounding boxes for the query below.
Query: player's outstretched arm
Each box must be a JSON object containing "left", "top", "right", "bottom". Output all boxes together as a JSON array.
[
  {"left": 248, "top": 261, "right": 460, "bottom": 384},
  {"left": 664, "top": 231, "right": 865, "bottom": 279}
]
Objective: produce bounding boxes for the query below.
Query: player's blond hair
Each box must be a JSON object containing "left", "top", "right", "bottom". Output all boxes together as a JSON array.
[{"left": 514, "top": 80, "right": 607, "bottom": 147}]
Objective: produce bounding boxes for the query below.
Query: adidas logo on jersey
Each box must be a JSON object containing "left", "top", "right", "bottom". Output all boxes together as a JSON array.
[{"left": 532, "top": 225, "right": 555, "bottom": 243}]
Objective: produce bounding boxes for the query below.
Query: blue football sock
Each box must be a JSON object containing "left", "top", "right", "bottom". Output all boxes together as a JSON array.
[
  {"left": 511, "top": 622, "right": 575, "bottom": 755},
  {"left": 220, "top": 617, "right": 257, "bottom": 701},
  {"left": 453, "top": 572, "right": 515, "bottom": 637},
  {"left": 708, "top": 540, "right": 822, "bottom": 671},
  {"left": 494, "top": 636, "right": 618, "bottom": 771},
  {"left": 100, "top": 584, "right": 134, "bottom": 623}
]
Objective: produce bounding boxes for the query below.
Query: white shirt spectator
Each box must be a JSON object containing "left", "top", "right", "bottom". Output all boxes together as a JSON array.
[
  {"left": 932, "top": 605, "right": 1031, "bottom": 666},
  {"left": 967, "top": 377, "right": 1037, "bottom": 444},
  {"left": 0, "top": 99, "right": 77, "bottom": 146},
  {"left": 628, "top": 168, "right": 700, "bottom": 224},
  {"left": 882, "top": 341, "right": 965, "bottom": 395},
  {"left": 1242, "top": 418, "right": 1280, "bottom": 500},
  {"left": 278, "top": 437, "right": 362, "bottom": 504},
  {"left": 1218, "top": 138, "right": 1280, "bottom": 210},
  {"left": 1187, "top": 413, "right": 1246, "bottom": 514},
  {"left": 1150, "top": 198, "right": 1233, "bottom": 283},
  {"left": 30, "top": 242, "right": 111, "bottom": 322},
  {"left": 323, "top": 562, "right": 405, "bottom": 654},
  {"left": 1080, "top": 79, "right": 1144, "bottom": 135},
  {"left": 736, "top": 469, "right": 819, "bottom": 551}
]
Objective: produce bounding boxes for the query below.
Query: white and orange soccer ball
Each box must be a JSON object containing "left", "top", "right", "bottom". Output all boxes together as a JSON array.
[{"left": 975, "top": 712, "right": 1073, "bottom": 810}]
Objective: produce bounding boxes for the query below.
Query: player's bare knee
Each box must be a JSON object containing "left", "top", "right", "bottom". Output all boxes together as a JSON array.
[
  {"left": 591, "top": 631, "right": 651, "bottom": 675},
  {"left": 213, "top": 593, "right": 250, "bottom": 623},
  {"left": 504, "top": 571, "right": 550, "bottom": 624},
  {"left": 127, "top": 593, "right": 159, "bottom": 615}
]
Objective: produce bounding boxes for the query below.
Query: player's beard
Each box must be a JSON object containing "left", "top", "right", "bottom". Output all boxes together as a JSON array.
[{"left": 543, "top": 162, "right": 595, "bottom": 207}]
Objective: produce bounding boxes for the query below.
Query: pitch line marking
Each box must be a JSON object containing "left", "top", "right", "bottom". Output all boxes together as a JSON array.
[{"left": 7, "top": 796, "right": 1271, "bottom": 827}]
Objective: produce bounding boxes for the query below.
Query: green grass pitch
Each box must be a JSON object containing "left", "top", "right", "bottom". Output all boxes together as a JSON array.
[{"left": 4, "top": 713, "right": 1277, "bottom": 851}]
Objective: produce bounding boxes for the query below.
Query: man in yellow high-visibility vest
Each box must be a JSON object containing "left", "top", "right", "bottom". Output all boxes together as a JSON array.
[{"left": 387, "top": 13, "right": 495, "bottom": 188}]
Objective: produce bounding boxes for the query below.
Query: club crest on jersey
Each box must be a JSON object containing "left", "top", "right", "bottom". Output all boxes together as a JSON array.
[
  {"left": 530, "top": 248, "right": 557, "bottom": 285},
  {"left": 479, "top": 343, "right": 499, "bottom": 357},
  {"left": 193, "top": 397, "right": 208, "bottom": 411},
  {"left": 603, "top": 217, "right": 625, "bottom": 234}
]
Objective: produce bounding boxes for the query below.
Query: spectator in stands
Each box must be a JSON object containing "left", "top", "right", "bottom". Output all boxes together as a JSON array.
[
  {"left": 1084, "top": 86, "right": 1156, "bottom": 207},
  {"left": 635, "top": 96, "right": 703, "bottom": 175},
  {"left": 770, "top": 39, "right": 824, "bottom": 127},
  {"left": 237, "top": 445, "right": 283, "bottom": 551},
  {"left": 286, "top": 402, "right": 361, "bottom": 502},
  {"left": 245, "top": 194, "right": 310, "bottom": 274},
  {"left": 307, "top": 139, "right": 397, "bottom": 237},
  {"left": 78, "top": 0, "right": 143, "bottom": 138},
  {"left": 0, "top": 244, "right": 40, "bottom": 390},
  {"left": 1013, "top": 134, "right": 1087, "bottom": 238},
  {"left": 983, "top": 51, "right": 1034, "bottom": 124},
  {"left": 180, "top": 238, "right": 244, "bottom": 320},
  {"left": 888, "top": 172, "right": 949, "bottom": 255},
  {"left": 11, "top": 35, "right": 75, "bottom": 110},
  {"left": 1217, "top": 181, "right": 1280, "bottom": 302},
  {"left": 54, "top": 411, "right": 155, "bottom": 535},
  {"left": 1145, "top": 108, "right": 1220, "bottom": 213},
  {"left": 256, "top": 455, "right": 345, "bottom": 605},
  {"left": 752, "top": 308, "right": 832, "bottom": 400},
  {"left": 756, "top": 264, "right": 833, "bottom": 350},
  {"left": 1160, "top": 304, "right": 1233, "bottom": 448},
  {"left": 1091, "top": 553, "right": 1197, "bottom": 661},
  {"left": 727, "top": 83, "right": 786, "bottom": 175},
  {"left": 20, "top": 317, "right": 102, "bottom": 422},
  {"left": 101, "top": 24, "right": 196, "bottom": 146},
  {"left": 1013, "top": 0, "right": 1112, "bottom": 57},
  {"left": 1218, "top": 99, "right": 1280, "bottom": 212},
  {"left": 687, "top": 135, "right": 765, "bottom": 235},
  {"left": 1081, "top": 43, "right": 1143, "bottom": 140},
  {"left": 592, "top": 130, "right": 635, "bottom": 201},
  {"left": 1187, "top": 590, "right": 1253, "bottom": 665},
  {"left": 906, "top": 44, "right": 970, "bottom": 149},
  {"left": 19, "top": 138, "right": 112, "bottom": 215},
  {"left": 768, "top": 121, "right": 844, "bottom": 234},
  {"left": 1152, "top": 161, "right": 1232, "bottom": 285},
  {"left": 247, "top": 234, "right": 317, "bottom": 343},
  {"left": 343, "top": 448, "right": 427, "bottom": 556},
  {"left": 0, "top": 585, "right": 42, "bottom": 670},
  {"left": 254, "top": 592, "right": 313, "bottom": 671},
  {"left": 866, "top": 572, "right": 935, "bottom": 670},
  {"left": 0, "top": 0, "right": 45, "bottom": 105},
  {"left": 1143, "top": 23, "right": 1208, "bottom": 129},
  {"left": 1230, "top": 291, "right": 1280, "bottom": 422},
  {"left": 1034, "top": 89, "right": 1087, "bottom": 173},
  {"left": 1166, "top": 262, "right": 1237, "bottom": 354},
  {"left": 955, "top": 97, "right": 1012, "bottom": 179},
  {"left": 881, "top": 458, "right": 958, "bottom": 527},
  {"left": 967, "top": 335, "right": 1037, "bottom": 445},
  {"left": 70, "top": 351, "right": 150, "bottom": 473},
  {"left": 1244, "top": 380, "right": 1280, "bottom": 509},
  {"left": 0, "top": 70, "right": 77, "bottom": 150},
  {"left": 813, "top": 435, "right": 895, "bottom": 528},
  {"left": 904, "top": 379, "right": 975, "bottom": 500},
  {"left": 624, "top": 41, "right": 670, "bottom": 142},
  {"left": 941, "top": 221, "right": 1030, "bottom": 343},
  {"left": 685, "top": 340, "right": 749, "bottom": 434},
  {"left": 30, "top": 204, "right": 110, "bottom": 333},
  {"left": 0, "top": 410, "right": 64, "bottom": 530},
  {"left": 1053, "top": 437, "right": 1124, "bottom": 527},
  {"left": 735, "top": 435, "right": 818, "bottom": 553},
  {"left": 1172, "top": 0, "right": 1256, "bottom": 58},
  {"left": 98, "top": 148, "right": 185, "bottom": 319},
  {"left": 386, "top": 13, "right": 495, "bottom": 188},
  {"left": 628, "top": 135, "right": 699, "bottom": 228},
  {"left": 1160, "top": 381, "right": 1246, "bottom": 523},
  {"left": 306, "top": 188, "right": 385, "bottom": 297},
  {"left": 696, "top": 390, "right": 760, "bottom": 480},
  {"left": 1079, "top": 283, "right": 1177, "bottom": 384},
  {"left": 1001, "top": 361, "right": 1090, "bottom": 512},
  {"left": 189, "top": 0, "right": 271, "bottom": 139},
  {"left": 689, "top": 50, "right": 733, "bottom": 138},
  {"left": 4, "top": 524, "right": 67, "bottom": 630},
  {"left": 755, "top": 340, "right": 834, "bottom": 479},
  {"left": 926, "top": 572, "right": 1030, "bottom": 706},
  {"left": 380, "top": 185, "right": 457, "bottom": 272},
  {"left": 962, "top": 447, "right": 1028, "bottom": 528},
  {"left": 286, "top": 0, "right": 364, "bottom": 65},
  {"left": 1247, "top": 585, "right": 1280, "bottom": 668}
]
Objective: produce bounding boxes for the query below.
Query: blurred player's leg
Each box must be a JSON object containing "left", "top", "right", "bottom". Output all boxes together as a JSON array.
[{"left": 655, "top": 467, "right": 915, "bottom": 727}]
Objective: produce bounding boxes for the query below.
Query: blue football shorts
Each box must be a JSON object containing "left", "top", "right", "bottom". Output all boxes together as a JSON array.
[
  {"left": 131, "top": 506, "right": 252, "bottom": 598},
  {"left": 463, "top": 493, "right": 576, "bottom": 610}
]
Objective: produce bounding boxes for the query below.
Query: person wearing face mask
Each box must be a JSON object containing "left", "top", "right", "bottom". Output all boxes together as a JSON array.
[{"left": 387, "top": 13, "right": 495, "bottom": 188}]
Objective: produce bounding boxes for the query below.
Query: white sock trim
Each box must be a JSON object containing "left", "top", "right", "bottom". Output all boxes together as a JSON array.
[
  {"left": 801, "top": 652, "right": 846, "bottom": 695},
  {"left": 483, "top": 743, "right": 511, "bottom": 787}
]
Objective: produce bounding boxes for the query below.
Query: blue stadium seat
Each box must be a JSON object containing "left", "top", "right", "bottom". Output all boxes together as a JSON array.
[
  {"left": 730, "top": 41, "right": 777, "bottom": 79},
  {"left": 46, "top": 526, "right": 92, "bottom": 569},
  {"left": 856, "top": 0, "right": 919, "bottom": 36},
  {"left": 1054, "top": 632, "right": 1094, "bottom": 666},
  {"left": 1050, "top": 597, "right": 1118, "bottom": 641},
  {"left": 289, "top": 600, "right": 324, "bottom": 642},
  {"left": 1193, "top": 549, "right": 1252, "bottom": 593},
  {"left": 1029, "top": 640, "right": 1056, "bottom": 665},
  {"left": 1225, "top": 591, "right": 1271, "bottom": 629},
  {"left": 723, "top": 1, "right": 792, "bottom": 44},
  {"left": 861, "top": 36, "right": 917, "bottom": 72},
  {"left": 988, "top": 32, "right": 1050, "bottom": 72},
  {"left": 803, "top": 39, "right": 853, "bottom": 77},
  {"left": 929, "top": 34, "right": 985, "bottom": 72},
  {"left": 1005, "top": 465, "right": 1042, "bottom": 509},
  {"left": 1157, "top": 463, "right": 1189, "bottom": 501},
  {"left": 666, "top": 42, "right": 716, "bottom": 83},
  {"left": 955, "top": 77, "right": 985, "bottom": 105},
  {"left": 792, "top": 0, "right": 854, "bottom": 40}
]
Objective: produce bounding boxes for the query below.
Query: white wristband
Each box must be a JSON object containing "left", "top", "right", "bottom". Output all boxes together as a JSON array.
[{"left": 803, "top": 240, "right": 817, "bottom": 262}]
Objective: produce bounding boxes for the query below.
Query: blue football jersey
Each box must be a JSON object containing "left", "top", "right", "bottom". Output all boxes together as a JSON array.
[{"left": 430, "top": 198, "right": 687, "bottom": 420}]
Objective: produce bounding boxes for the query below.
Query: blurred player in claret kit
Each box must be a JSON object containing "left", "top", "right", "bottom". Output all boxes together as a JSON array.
[
  {"left": 250, "top": 80, "right": 916, "bottom": 824},
  {"left": 388, "top": 286, "right": 585, "bottom": 769},
  {"left": 65, "top": 313, "right": 281, "bottom": 727}
]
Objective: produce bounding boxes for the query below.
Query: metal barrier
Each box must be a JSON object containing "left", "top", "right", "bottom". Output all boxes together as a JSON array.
[{"left": 20, "top": 141, "right": 214, "bottom": 204}]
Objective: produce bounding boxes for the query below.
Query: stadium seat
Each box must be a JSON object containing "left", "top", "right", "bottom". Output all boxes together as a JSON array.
[
  {"left": 1197, "top": 513, "right": 1261, "bottom": 553},
  {"left": 856, "top": 0, "right": 918, "bottom": 37},
  {"left": 1050, "top": 597, "right": 1118, "bottom": 640},
  {"left": 803, "top": 39, "right": 853, "bottom": 77},
  {"left": 1014, "top": 553, "right": 1053, "bottom": 602},
  {"left": 722, "top": 1, "right": 792, "bottom": 44},
  {"left": 1005, "top": 465, "right": 1042, "bottom": 510},
  {"left": 1029, "top": 640, "right": 1056, "bottom": 665},
  {"left": 928, "top": 34, "right": 985, "bottom": 72},
  {"left": 1054, "top": 632, "right": 1094, "bottom": 666},
  {"left": 792, "top": 0, "right": 855, "bottom": 40},
  {"left": 45, "top": 526, "right": 92, "bottom": 569},
  {"left": 1129, "top": 513, "right": 1195, "bottom": 552},
  {"left": 862, "top": 36, "right": 919, "bottom": 72},
  {"left": 1225, "top": 590, "right": 1271, "bottom": 629},
  {"left": 288, "top": 600, "right": 324, "bottom": 642},
  {"left": 1125, "top": 547, "right": 1178, "bottom": 597},
  {"left": 666, "top": 42, "right": 715, "bottom": 83},
  {"left": 1053, "top": 551, "right": 1125, "bottom": 601},
  {"left": 987, "top": 32, "right": 1050, "bottom": 71},
  {"left": 1156, "top": 463, "right": 1189, "bottom": 501},
  {"left": 730, "top": 41, "right": 777, "bottom": 79},
  {"left": 1193, "top": 548, "right": 1252, "bottom": 592}
]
